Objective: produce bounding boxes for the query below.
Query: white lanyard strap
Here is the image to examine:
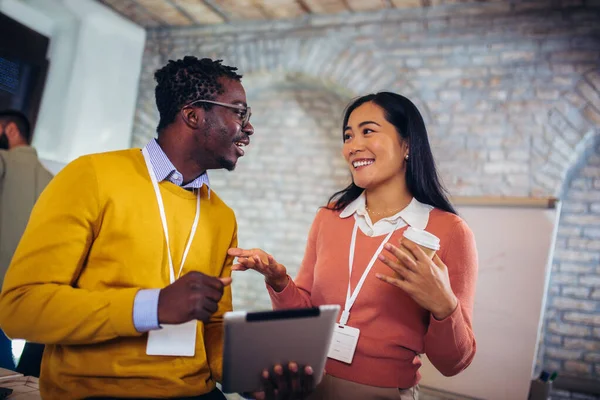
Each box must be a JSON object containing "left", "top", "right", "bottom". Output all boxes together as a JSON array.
[
  {"left": 340, "top": 218, "right": 403, "bottom": 325},
  {"left": 142, "top": 148, "right": 201, "bottom": 284}
]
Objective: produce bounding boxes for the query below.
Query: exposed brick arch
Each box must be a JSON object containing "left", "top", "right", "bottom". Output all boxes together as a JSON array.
[
  {"left": 131, "top": 35, "right": 431, "bottom": 149},
  {"left": 550, "top": 69, "right": 600, "bottom": 198},
  {"left": 225, "top": 39, "right": 429, "bottom": 122}
]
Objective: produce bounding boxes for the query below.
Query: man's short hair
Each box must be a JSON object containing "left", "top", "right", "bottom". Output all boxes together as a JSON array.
[
  {"left": 154, "top": 56, "right": 243, "bottom": 133},
  {"left": 0, "top": 110, "right": 31, "bottom": 144}
]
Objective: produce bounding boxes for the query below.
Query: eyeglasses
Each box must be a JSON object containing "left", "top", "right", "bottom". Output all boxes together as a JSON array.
[{"left": 187, "top": 99, "right": 252, "bottom": 127}]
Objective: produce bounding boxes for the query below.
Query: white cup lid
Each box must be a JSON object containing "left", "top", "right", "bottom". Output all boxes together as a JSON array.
[{"left": 402, "top": 227, "right": 440, "bottom": 251}]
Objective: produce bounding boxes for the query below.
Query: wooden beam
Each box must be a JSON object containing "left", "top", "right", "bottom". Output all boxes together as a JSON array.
[
  {"left": 389, "top": 0, "right": 424, "bottom": 8},
  {"left": 296, "top": 0, "right": 313, "bottom": 14},
  {"left": 301, "top": 0, "right": 348, "bottom": 14},
  {"left": 135, "top": 0, "right": 194, "bottom": 25},
  {"left": 345, "top": 0, "right": 388, "bottom": 12},
  {"left": 259, "top": 0, "right": 306, "bottom": 19},
  {"left": 211, "top": 0, "right": 268, "bottom": 20},
  {"left": 170, "top": 0, "right": 225, "bottom": 24},
  {"left": 202, "top": 0, "right": 231, "bottom": 22},
  {"left": 99, "top": 0, "right": 162, "bottom": 27}
]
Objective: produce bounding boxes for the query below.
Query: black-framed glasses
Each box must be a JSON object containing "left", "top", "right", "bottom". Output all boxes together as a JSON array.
[{"left": 187, "top": 99, "right": 252, "bottom": 127}]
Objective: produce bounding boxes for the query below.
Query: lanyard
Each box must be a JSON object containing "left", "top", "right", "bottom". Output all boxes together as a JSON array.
[
  {"left": 142, "top": 148, "right": 201, "bottom": 284},
  {"left": 340, "top": 217, "right": 403, "bottom": 326}
]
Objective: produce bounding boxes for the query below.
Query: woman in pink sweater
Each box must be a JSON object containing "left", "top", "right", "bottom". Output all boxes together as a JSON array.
[{"left": 229, "top": 92, "right": 478, "bottom": 400}]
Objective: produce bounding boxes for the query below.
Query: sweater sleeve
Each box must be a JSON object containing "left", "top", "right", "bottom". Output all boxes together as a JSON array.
[
  {"left": 204, "top": 219, "right": 236, "bottom": 384},
  {"left": 267, "top": 209, "right": 323, "bottom": 309},
  {"left": 423, "top": 218, "right": 478, "bottom": 376},
  {"left": 0, "top": 156, "right": 140, "bottom": 345}
]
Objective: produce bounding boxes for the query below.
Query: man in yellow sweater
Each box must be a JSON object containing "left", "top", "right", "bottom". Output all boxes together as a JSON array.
[{"left": 0, "top": 57, "right": 254, "bottom": 399}]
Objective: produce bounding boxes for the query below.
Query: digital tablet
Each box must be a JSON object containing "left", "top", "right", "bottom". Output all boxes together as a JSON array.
[{"left": 221, "top": 304, "right": 340, "bottom": 394}]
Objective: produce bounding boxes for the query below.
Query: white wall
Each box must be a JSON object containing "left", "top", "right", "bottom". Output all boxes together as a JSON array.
[{"left": 0, "top": 0, "right": 146, "bottom": 167}]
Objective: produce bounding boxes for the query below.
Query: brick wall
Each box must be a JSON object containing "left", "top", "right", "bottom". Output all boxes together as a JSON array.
[
  {"left": 131, "top": 1, "right": 600, "bottom": 383},
  {"left": 543, "top": 137, "right": 600, "bottom": 378}
]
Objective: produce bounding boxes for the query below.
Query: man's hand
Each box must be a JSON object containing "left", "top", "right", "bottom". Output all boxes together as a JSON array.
[{"left": 157, "top": 271, "right": 232, "bottom": 325}]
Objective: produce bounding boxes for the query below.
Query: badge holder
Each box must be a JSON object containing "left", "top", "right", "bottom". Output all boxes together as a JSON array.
[{"left": 146, "top": 320, "right": 197, "bottom": 357}]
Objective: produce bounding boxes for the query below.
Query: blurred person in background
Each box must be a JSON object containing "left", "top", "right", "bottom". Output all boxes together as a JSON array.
[{"left": 0, "top": 109, "right": 52, "bottom": 374}]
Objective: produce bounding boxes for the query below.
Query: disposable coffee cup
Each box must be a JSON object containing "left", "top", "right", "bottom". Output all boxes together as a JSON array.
[{"left": 401, "top": 227, "right": 440, "bottom": 259}]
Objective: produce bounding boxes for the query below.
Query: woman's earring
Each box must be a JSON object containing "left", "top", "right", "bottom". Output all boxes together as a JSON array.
[{"left": 405, "top": 154, "right": 409, "bottom": 161}]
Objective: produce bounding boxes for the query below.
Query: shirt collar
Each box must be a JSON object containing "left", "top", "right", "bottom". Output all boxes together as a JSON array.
[
  {"left": 143, "top": 139, "right": 210, "bottom": 194},
  {"left": 11, "top": 145, "right": 36, "bottom": 155},
  {"left": 339, "top": 192, "right": 432, "bottom": 230}
]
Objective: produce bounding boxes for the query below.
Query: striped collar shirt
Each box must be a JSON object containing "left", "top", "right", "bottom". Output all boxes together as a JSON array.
[{"left": 142, "top": 139, "right": 210, "bottom": 194}]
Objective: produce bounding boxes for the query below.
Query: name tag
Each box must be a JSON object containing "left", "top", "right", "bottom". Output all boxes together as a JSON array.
[
  {"left": 146, "top": 320, "right": 197, "bottom": 357},
  {"left": 327, "top": 324, "right": 360, "bottom": 364}
]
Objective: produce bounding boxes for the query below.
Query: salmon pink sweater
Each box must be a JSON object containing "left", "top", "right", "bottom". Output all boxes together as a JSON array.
[{"left": 268, "top": 207, "right": 478, "bottom": 389}]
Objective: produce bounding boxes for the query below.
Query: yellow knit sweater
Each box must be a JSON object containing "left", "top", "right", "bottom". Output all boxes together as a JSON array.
[{"left": 0, "top": 149, "right": 236, "bottom": 399}]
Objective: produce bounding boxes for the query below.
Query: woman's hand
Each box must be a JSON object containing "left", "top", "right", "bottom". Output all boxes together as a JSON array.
[
  {"left": 227, "top": 248, "right": 289, "bottom": 292},
  {"left": 376, "top": 239, "right": 458, "bottom": 320},
  {"left": 245, "top": 362, "right": 314, "bottom": 400}
]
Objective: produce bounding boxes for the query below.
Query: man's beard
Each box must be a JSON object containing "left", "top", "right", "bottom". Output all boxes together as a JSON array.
[
  {"left": 0, "top": 133, "right": 8, "bottom": 150},
  {"left": 218, "top": 156, "right": 236, "bottom": 172}
]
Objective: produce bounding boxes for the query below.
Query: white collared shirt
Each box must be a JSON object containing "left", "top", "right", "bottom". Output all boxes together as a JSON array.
[{"left": 339, "top": 192, "right": 433, "bottom": 237}]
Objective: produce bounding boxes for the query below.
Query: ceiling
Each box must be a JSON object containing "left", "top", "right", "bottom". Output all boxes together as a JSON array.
[{"left": 98, "top": 0, "right": 474, "bottom": 28}]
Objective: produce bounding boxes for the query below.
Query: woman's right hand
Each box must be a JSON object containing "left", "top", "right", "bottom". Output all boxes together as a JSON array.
[{"left": 227, "top": 247, "right": 289, "bottom": 292}]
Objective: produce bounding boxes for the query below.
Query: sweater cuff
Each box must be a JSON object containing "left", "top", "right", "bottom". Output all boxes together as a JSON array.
[
  {"left": 266, "top": 276, "right": 295, "bottom": 309},
  {"left": 110, "top": 288, "right": 142, "bottom": 337},
  {"left": 427, "top": 300, "right": 465, "bottom": 346}
]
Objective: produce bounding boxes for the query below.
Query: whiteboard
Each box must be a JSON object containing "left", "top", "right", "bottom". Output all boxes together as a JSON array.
[{"left": 419, "top": 198, "right": 561, "bottom": 400}]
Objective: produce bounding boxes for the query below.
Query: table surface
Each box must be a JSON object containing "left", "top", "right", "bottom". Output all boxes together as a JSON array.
[{"left": 0, "top": 368, "right": 41, "bottom": 400}]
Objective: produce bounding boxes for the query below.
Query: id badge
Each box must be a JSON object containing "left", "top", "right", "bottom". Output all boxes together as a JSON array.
[
  {"left": 327, "top": 324, "right": 360, "bottom": 364},
  {"left": 146, "top": 320, "right": 197, "bottom": 356}
]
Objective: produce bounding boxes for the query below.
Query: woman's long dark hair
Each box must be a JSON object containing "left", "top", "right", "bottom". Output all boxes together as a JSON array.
[{"left": 327, "top": 92, "right": 457, "bottom": 215}]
